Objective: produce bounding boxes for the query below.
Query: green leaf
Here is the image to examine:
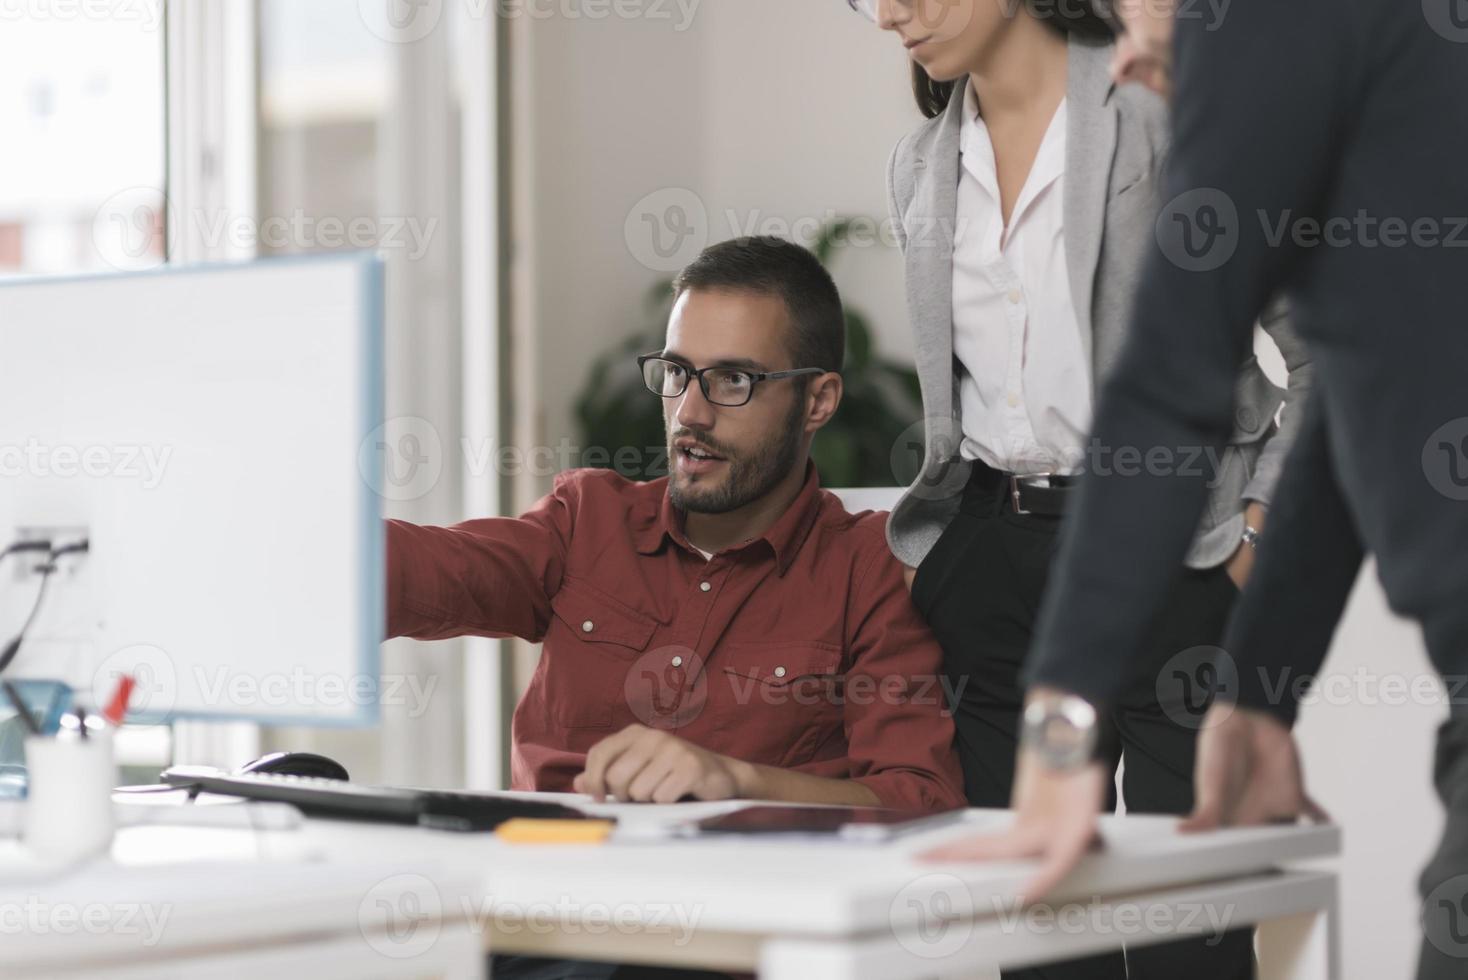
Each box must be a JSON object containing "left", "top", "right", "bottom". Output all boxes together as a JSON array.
[
  {"left": 813, "top": 219, "right": 855, "bottom": 266},
  {"left": 844, "top": 309, "right": 873, "bottom": 373}
]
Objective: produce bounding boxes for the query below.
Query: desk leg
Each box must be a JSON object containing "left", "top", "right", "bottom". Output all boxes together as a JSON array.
[
  {"left": 439, "top": 919, "right": 489, "bottom": 980},
  {"left": 758, "top": 938, "right": 1001, "bottom": 980},
  {"left": 1256, "top": 885, "right": 1338, "bottom": 980}
]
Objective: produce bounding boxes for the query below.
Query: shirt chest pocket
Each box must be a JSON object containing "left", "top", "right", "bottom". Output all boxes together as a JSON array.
[
  {"left": 713, "top": 642, "right": 846, "bottom": 767},
  {"left": 543, "top": 580, "right": 659, "bottom": 729},
  {"left": 550, "top": 580, "right": 657, "bottom": 653}
]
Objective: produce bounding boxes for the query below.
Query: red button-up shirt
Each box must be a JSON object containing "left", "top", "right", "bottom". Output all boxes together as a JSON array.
[{"left": 386, "top": 463, "right": 964, "bottom": 811}]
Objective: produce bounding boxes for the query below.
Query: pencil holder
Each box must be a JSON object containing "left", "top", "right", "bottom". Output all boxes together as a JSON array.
[{"left": 23, "top": 724, "right": 116, "bottom": 865}]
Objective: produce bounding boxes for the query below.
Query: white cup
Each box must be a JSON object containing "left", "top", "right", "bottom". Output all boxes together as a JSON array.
[{"left": 23, "top": 725, "right": 116, "bottom": 865}]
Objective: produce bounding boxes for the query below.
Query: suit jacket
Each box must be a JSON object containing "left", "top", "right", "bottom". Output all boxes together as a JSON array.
[
  {"left": 883, "top": 34, "right": 1311, "bottom": 571},
  {"left": 1027, "top": 0, "right": 1468, "bottom": 712}
]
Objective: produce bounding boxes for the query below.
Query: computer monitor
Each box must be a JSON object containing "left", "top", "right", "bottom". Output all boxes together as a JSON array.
[{"left": 0, "top": 253, "right": 384, "bottom": 726}]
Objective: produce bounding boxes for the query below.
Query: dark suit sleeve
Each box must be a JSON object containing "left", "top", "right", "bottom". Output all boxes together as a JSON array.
[
  {"left": 1225, "top": 396, "right": 1366, "bottom": 726},
  {"left": 1026, "top": 0, "right": 1356, "bottom": 703}
]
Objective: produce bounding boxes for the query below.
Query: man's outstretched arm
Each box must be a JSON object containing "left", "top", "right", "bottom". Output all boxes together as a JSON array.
[{"left": 386, "top": 475, "right": 575, "bottom": 642}]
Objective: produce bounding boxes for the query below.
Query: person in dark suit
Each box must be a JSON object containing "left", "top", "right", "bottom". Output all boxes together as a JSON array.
[
  {"left": 846, "top": 0, "right": 1309, "bottom": 975},
  {"left": 925, "top": 1, "right": 1468, "bottom": 976}
]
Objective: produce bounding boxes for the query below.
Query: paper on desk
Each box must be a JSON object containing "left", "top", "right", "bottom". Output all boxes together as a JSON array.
[{"left": 573, "top": 798, "right": 752, "bottom": 840}]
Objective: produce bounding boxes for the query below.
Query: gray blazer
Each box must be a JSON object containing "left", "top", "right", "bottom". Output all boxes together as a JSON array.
[{"left": 884, "top": 35, "right": 1312, "bottom": 571}]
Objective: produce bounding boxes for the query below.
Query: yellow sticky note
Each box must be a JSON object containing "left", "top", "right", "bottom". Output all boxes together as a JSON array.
[{"left": 495, "top": 818, "right": 615, "bottom": 845}]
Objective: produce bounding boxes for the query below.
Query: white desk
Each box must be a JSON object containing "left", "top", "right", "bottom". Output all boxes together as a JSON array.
[
  {"left": 0, "top": 831, "right": 485, "bottom": 979},
  {"left": 1, "top": 796, "right": 1340, "bottom": 979}
]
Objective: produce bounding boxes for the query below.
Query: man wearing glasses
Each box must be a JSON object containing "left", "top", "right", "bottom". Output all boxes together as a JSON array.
[{"left": 386, "top": 235, "right": 965, "bottom": 814}]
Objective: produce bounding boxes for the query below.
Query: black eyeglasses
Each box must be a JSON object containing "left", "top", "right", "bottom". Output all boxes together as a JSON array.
[
  {"left": 637, "top": 354, "right": 825, "bottom": 408},
  {"left": 846, "top": 0, "right": 879, "bottom": 21}
]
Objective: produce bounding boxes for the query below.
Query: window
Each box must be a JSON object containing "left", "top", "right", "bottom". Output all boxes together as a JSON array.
[
  {"left": 0, "top": 2, "right": 166, "bottom": 276},
  {"left": 257, "top": 0, "right": 391, "bottom": 258}
]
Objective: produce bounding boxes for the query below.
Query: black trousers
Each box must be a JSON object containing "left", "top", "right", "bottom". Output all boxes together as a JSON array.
[
  {"left": 910, "top": 463, "right": 1255, "bottom": 980},
  {"left": 1417, "top": 714, "right": 1468, "bottom": 979},
  {"left": 487, "top": 956, "right": 728, "bottom": 980}
]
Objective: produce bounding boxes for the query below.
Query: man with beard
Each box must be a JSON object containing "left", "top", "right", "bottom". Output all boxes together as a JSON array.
[{"left": 385, "top": 235, "right": 965, "bottom": 814}]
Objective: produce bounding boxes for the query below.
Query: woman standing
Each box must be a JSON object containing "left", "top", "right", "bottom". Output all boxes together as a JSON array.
[{"left": 847, "top": 1, "right": 1311, "bottom": 977}]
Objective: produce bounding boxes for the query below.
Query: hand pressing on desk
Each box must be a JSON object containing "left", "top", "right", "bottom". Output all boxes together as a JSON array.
[
  {"left": 1180, "top": 704, "right": 1329, "bottom": 831},
  {"left": 917, "top": 742, "right": 1107, "bottom": 903},
  {"left": 574, "top": 724, "right": 743, "bottom": 803}
]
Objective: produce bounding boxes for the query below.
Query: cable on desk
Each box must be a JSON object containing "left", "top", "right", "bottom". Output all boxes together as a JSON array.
[
  {"left": 0, "top": 539, "right": 89, "bottom": 676},
  {"left": 0, "top": 539, "right": 53, "bottom": 567}
]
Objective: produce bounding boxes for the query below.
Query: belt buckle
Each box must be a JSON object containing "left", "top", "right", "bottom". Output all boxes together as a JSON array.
[
  {"left": 1009, "top": 473, "right": 1054, "bottom": 516},
  {"left": 1009, "top": 476, "right": 1029, "bottom": 516}
]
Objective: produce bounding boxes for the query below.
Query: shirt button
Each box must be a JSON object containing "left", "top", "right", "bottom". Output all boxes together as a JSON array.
[
  {"left": 773, "top": 666, "right": 787, "bottom": 678},
  {"left": 1007, "top": 288, "right": 1022, "bottom": 304},
  {"left": 700, "top": 581, "right": 711, "bottom": 592},
  {"left": 671, "top": 655, "right": 684, "bottom": 667},
  {"left": 581, "top": 620, "right": 594, "bottom": 633},
  {"left": 1007, "top": 392, "right": 1021, "bottom": 408}
]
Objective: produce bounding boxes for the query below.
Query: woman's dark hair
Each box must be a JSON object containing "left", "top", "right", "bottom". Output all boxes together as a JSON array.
[{"left": 911, "top": 0, "right": 1115, "bottom": 119}]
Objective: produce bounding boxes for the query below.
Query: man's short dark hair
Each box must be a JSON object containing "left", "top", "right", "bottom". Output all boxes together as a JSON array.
[{"left": 671, "top": 236, "right": 845, "bottom": 374}]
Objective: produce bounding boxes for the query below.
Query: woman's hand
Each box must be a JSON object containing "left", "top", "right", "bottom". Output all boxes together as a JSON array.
[
  {"left": 1224, "top": 501, "right": 1268, "bottom": 589},
  {"left": 1111, "top": 0, "right": 1178, "bottom": 98}
]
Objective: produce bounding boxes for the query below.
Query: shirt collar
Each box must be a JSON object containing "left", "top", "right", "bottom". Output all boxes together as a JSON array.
[
  {"left": 960, "top": 80, "right": 1069, "bottom": 234},
  {"left": 634, "top": 461, "right": 824, "bottom": 576},
  {"left": 959, "top": 82, "right": 995, "bottom": 191}
]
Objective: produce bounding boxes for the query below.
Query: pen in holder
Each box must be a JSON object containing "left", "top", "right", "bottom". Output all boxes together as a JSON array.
[{"left": 23, "top": 709, "right": 115, "bottom": 865}]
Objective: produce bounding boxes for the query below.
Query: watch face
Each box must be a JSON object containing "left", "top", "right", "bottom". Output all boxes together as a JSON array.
[
  {"left": 1024, "top": 697, "right": 1099, "bottom": 770},
  {"left": 1041, "top": 716, "right": 1087, "bottom": 755}
]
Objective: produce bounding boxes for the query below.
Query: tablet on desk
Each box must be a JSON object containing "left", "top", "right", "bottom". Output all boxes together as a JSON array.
[{"left": 689, "top": 805, "right": 965, "bottom": 842}]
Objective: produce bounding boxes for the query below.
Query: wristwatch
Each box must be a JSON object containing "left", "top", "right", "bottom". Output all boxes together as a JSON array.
[
  {"left": 1241, "top": 524, "right": 1262, "bottom": 550},
  {"left": 1021, "top": 693, "right": 1099, "bottom": 772}
]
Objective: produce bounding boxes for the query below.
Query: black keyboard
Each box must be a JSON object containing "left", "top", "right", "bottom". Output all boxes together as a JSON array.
[{"left": 159, "top": 766, "right": 596, "bottom": 832}]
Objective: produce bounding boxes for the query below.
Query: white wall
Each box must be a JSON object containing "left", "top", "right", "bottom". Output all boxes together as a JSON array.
[
  {"left": 696, "top": 3, "right": 915, "bottom": 367},
  {"left": 1253, "top": 347, "right": 1443, "bottom": 979},
  {"left": 511, "top": 6, "right": 1441, "bottom": 976},
  {"left": 513, "top": 0, "right": 918, "bottom": 464},
  {"left": 1295, "top": 571, "right": 1444, "bottom": 978}
]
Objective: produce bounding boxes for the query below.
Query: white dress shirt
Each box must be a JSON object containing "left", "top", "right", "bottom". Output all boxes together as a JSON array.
[{"left": 951, "top": 83, "right": 1092, "bottom": 477}]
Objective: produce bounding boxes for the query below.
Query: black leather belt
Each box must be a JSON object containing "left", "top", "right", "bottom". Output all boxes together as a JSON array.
[
  {"left": 962, "top": 461, "right": 1078, "bottom": 518},
  {"left": 1006, "top": 475, "right": 1073, "bottom": 517}
]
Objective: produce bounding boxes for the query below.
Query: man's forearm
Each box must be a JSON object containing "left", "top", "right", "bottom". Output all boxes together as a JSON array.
[
  {"left": 386, "top": 517, "right": 559, "bottom": 642},
  {"left": 731, "top": 758, "right": 883, "bottom": 807},
  {"left": 1027, "top": 0, "right": 1345, "bottom": 705},
  {"left": 1225, "top": 399, "right": 1365, "bottom": 726}
]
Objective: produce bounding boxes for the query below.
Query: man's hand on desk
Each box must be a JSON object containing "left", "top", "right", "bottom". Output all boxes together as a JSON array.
[
  {"left": 917, "top": 744, "right": 1106, "bottom": 903},
  {"left": 574, "top": 724, "right": 744, "bottom": 803},
  {"left": 1180, "top": 704, "right": 1329, "bottom": 832}
]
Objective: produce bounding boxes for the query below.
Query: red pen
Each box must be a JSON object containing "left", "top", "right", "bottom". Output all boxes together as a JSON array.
[{"left": 103, "top": 673, "right": 136, "bottom": 726}]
